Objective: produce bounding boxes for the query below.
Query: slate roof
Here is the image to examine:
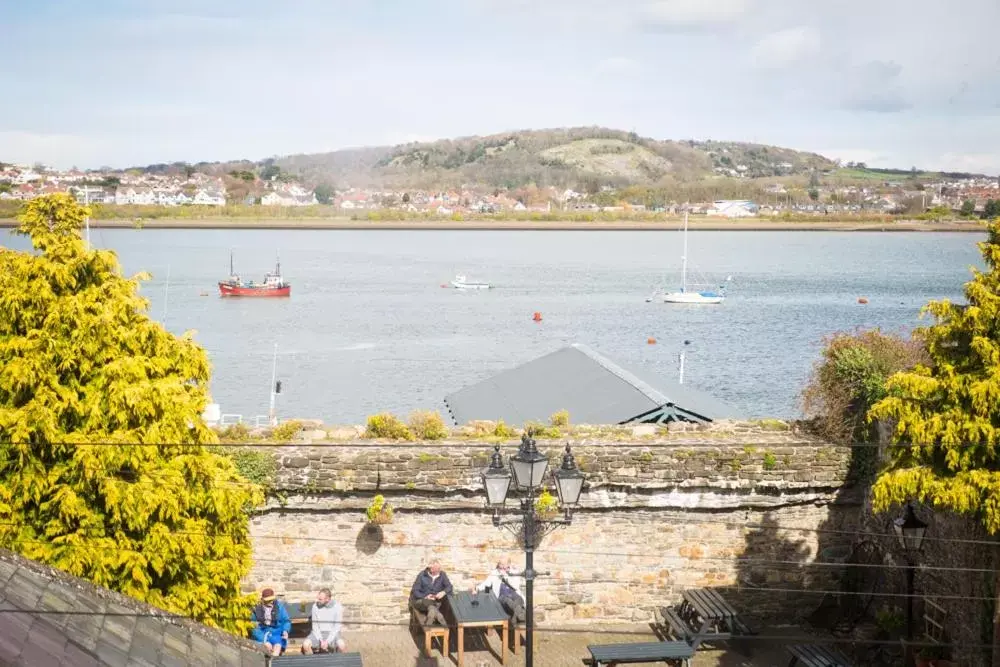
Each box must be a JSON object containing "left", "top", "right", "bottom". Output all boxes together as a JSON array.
[
  {"left": 0, "top": 549, "right": 265, "bottom": 667},
  {"left": 444, "top": 343, "right": 741, "bottom": 426}
]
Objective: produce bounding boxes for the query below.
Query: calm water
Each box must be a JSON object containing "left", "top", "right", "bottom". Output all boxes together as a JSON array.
[{"left": 3, "top": 228, "right": 983, "bottom": 422}]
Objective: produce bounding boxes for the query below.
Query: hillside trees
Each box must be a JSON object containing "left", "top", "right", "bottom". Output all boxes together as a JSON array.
[{"left": 0, "top": 194, "right": 262, "bottom": 632}]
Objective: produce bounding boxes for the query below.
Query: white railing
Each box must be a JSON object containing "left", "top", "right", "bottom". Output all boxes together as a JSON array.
[{"left": 220, "top": 414, "right": 243, "bottom": 426}]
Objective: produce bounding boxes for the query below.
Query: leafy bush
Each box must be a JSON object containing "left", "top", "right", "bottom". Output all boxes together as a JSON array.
[
  {"left": 223, "top": 448, "right": 278, "bottom": 492},
  {"left": 270, "top": 419, "right": 303, "bottom": 442},
  {"left": 218, "top": 422, "right": 252, "bottom": 443},
  {"left": 493, "top": 420, "right": 516, "bottom": 438},
  {"left": 762, "top": 452, "right": 778, "bottom": 470},
  {"left": 549, "top": 410, "right": 570, "bottom": 427},
  {"left": 365, "top": 494, "right": 394, "bottom": 524},
  {"left": 524, "top": 421, "right": 561, "bottom": 438},
  {"left": 802, "top": 329, "right": 928, "bottom": 443},
  {"left": 364, "top": 413, "right": 415, "bottom": 440},
  {"left": 407, "top": 410, "right": 449, "bottom": 440}
]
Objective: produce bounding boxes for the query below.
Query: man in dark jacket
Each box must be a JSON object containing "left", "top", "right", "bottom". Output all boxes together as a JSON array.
[{"left": 409, "top": 558, "right": 453, "bottom": 626}]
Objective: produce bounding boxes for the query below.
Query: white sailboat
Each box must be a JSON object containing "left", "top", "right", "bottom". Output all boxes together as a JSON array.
[
  {"left": 657, "top": 212, "right": 729, "bottom": 305},
  {"left": 450, "top": 274, "right": 492, "bottom": 290}
]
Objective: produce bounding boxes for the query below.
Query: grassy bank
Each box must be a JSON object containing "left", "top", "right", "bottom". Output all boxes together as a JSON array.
[{"left": 0, "top": 216, "right": 985, "bottom": 232}]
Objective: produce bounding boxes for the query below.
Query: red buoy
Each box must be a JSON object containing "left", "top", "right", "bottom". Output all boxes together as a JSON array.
[
  {"left": 647, "top": 337, "right": 656, "bottom": 345},
  {"left": 532, "top": 311, "right": 542, "bottom": 322},
  {"left": 858, "top": 297, "right": 869, "bottom": 304}
]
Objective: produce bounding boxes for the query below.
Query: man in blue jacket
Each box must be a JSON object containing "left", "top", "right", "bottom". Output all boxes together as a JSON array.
[
  {"left": 409, "top": 558, "right": 453, "bottom": 626},
  {"left": 251, "top": 588, "right": 291, "bottom": 657}
]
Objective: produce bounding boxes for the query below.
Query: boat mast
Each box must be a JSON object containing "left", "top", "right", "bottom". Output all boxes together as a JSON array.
[
  {"left": 229, "top": 250, "right": 234, "bottom": 277},
  {"left": 681, "top": 211, "right": 689, "bottom": 293}
]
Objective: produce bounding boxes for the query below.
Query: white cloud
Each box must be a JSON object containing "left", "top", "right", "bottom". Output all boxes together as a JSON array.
[
  {"left": 751, "top": 26, "right": 820, "bottom": 69},
  {"left": 595, "top": 57, "right": 641, "bottom": 75},
  {"left": 640, "top": 0, "right": 749, "bottom": 29}
]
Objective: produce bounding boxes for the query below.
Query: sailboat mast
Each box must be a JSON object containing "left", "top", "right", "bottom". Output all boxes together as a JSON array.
[
  {"left": 681, "top": 211, "right": 689, "bottom": 293},
  {"left": 229, "top": 251, "right": 234, "bottom": 276}
]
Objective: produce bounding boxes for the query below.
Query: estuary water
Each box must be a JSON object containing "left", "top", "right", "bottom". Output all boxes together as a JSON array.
[{"left": 3, "top": 228, "right": 983, "bottom": 423}]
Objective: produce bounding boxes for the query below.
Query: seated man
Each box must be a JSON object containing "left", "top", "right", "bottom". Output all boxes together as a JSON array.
[
  {"left": 251, "top": 588, "right": 291, "bottom": 657},
  {"left": 472, "top": 555, "right": 526, "bottom": 623},
  {"left": 302, "top": 587, "right": 346, "bottom": 654},
  {"left": 409, "top": 558, "right": 453, "bottom": 626}
]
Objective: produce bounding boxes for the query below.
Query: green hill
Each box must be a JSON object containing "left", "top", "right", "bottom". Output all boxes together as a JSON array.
[{"left": 141, "top": 127, "right": 838, "bottom": 190}]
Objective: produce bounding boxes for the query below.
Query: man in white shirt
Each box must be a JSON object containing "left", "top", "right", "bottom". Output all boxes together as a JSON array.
[
  {"left": 302, "top": 588, "right": 346, "bottom": 654},
  {"left": 472, "top": 555, "right": 526, "bottom": 623}
]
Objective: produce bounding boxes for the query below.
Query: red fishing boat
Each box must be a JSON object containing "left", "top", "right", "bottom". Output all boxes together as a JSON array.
[{"left": 218, "top": 252, "right": 291, "bottom": 297}]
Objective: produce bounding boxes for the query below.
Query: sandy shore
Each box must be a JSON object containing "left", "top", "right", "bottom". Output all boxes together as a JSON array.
[{"left": 0, "top": 217, "right": 985, "bottom": 232}]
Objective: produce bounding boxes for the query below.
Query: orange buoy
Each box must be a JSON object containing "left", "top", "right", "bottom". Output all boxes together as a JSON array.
[
  {"left": 532, "top": 311, "right": 542, "bottom": 322},
  {"left": 858, "top": 297, "right": 869, "bottom": 304},
  {"left": 647, "top": 337, "right": 657, "bottom": 345}
]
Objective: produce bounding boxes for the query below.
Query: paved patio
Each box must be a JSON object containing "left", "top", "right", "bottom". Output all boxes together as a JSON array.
[{"left": 284, "top": 623, "right": 809, "bottom": 667}]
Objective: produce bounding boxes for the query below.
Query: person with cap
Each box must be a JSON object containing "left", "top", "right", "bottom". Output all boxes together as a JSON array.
[
  {"left": 251, "top": 588, "right": 291, "bottom": 657},
  {"left": 302, "top": 587, "right": 346, "bottom": 654}
]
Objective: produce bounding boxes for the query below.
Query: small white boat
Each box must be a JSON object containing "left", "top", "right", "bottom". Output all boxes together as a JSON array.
[
  {"left": 657, "top": 212, "right": 728, "bottom": 305},
  {"left": 450, "top": 274, "right": 491, "bottom": 290}
]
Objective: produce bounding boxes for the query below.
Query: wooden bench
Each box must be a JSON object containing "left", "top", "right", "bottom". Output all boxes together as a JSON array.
[
  {"left": 409, "top": 606, "right": 449, "bottom": 659},
  {"left": 787, "top": 643, "right": 854, "bottom": 667},
  {"left": 658, "top": 606, "right": 694, "bottom": 642},
  {"left": 587, "top": 641, "right": 694, "bottom": 666},
  {"left": 271, "top": 652, "right": 363, "bottom": 666}
]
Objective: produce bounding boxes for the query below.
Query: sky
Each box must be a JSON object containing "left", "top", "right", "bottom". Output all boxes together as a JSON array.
[{"left": 2, "top": 0, "right": 999, "bottom": 173}]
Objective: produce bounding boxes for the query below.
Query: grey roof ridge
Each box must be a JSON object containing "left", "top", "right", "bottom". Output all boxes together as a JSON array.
[{"left": 569, "top": 343, "right": 670, "bottom": 405}]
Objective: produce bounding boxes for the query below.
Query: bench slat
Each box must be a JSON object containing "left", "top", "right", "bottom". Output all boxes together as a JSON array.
[
  {"left": 787, "top": 643, "right": 852, "bottom": 667},
  {"left": 659, "top": 606, "right": 693, "bottom": 641},
  {"left": 589, "top": 641, "right": 694, "bottom": 662},
  {"left": 272, "top": 652, "right": 363, "bottom": 666}
]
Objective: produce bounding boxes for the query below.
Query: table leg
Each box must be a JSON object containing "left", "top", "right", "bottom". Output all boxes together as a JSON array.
[
  {"left": 458, "top": 625, "right": 464, "bottom": 667},
  {"left": 501, "top": 622, "right": 508, "bottom": 665}
]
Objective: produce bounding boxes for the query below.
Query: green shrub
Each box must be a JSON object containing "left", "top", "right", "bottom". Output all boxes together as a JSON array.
[
  {"left": 523, "top": 421, "right": 561, "bottom": 439},
  {"left": 408, "top": 410, "right": 449, "bottom": 440},
  {"left": 762, "top": 452, "right": 778, "bottom": 470},
  {"left": 270, "top": 419, "right": 303, "bottom": 441},
  {"left": 802, "top": 329, "right": 929, "bottom": 442},
  {"left": 364, "top": 413, "right": 415, "bottom": 440},
  {"left": 549, "top": 410, "right": 570, "bottom": 427},
  {"left": 493, "top": 420, "right": 516, "bottom": 438},
  {"left": 223, "top": 448, "right": 278, "bottom": 491},
  {"left": 218, "top": 422, "right": 252, "bottom": 443}
]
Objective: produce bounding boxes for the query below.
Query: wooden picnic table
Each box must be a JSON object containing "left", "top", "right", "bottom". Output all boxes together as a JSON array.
[
  {"left": 677, "top": 588, "right": 752, "bottom": 649},
  {"left": 447, "top": 591, "right": 510, "bottom": 667},
  {"left": 786, "top": 643, "right": 854, "bottom": 666}
]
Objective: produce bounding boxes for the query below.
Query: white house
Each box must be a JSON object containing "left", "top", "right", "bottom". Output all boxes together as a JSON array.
[
  {"left": 262, "top": 190, "right": 318, "bottom": 207},
  {"left": 705, "top": 200, "right": 759, "bottom": 218},
  {"left": 114, "top": 187, "right": 156, "bottom": 206},
  {"left": 193, "top": 189, "right": 226, "bottom": 206}
]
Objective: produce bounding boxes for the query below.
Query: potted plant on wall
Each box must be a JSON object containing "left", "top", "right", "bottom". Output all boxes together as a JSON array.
[
  {"left": 534, "top": 489, "right": 559, "bottom": 521},
  {"left": 365, "top": 494, "right": 394, "bottom": 525}
]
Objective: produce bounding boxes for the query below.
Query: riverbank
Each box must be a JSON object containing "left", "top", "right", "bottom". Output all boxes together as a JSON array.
[{"left": 0, "top": 217, "right": 986, "bottom": 232}]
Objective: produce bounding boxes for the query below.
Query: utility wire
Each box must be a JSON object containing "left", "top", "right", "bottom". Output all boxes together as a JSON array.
[
  {"left": 0, "top": 608, "right": 988, "bottom": 651},
  {"left": 0, "top": 538, "right": 994, "bottom": 593}
]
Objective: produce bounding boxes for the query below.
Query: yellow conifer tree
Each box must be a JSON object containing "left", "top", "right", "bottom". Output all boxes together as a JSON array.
[{"left": 0, "top": 194, "right": 262, "bottom": 632}]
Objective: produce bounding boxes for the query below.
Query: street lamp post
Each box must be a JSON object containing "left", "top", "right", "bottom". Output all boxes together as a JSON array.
[
  {"left": 481, "top": 434, "right": 585, "bottom": 667},
  {"left": 893, "top": 502, "right": 928, "bottom": 662}
]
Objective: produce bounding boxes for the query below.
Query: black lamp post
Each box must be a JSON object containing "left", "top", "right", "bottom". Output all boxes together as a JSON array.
[
  {"left": 480, "top": 434, "right": 585, "bottom": 667},
  {"left": 893, "top": 502, "right": 928, "bottom": 656}
]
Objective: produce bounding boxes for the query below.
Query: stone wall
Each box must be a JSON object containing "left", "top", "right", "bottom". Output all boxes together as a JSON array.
[{"left": 245, "top": 422, "right": 861, "bottom": 627}]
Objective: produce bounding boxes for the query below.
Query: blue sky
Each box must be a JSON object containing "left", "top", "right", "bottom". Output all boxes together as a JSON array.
[{"left": 2, "top": 0, "right": 999, "bottom": 172}]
